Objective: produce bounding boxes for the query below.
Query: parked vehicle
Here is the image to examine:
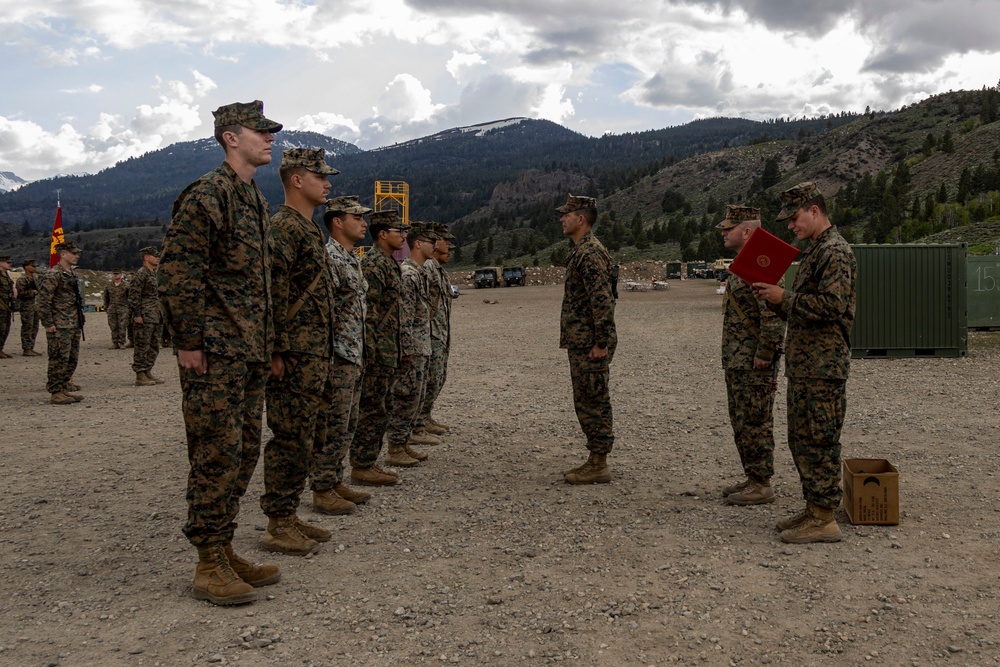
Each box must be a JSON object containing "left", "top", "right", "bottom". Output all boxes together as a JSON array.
[
  {"left": 503, "top": 266, "right": 526, "bottom": 287},
  {"left": 474, "top": 267, "right": 501, "bottom": 288}
]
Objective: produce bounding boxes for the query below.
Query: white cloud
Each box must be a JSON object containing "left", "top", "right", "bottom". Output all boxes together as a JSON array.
[
  {"left": 61, "top": 84, "right": 104, "bottom": 94},
  {"left": 373, "top": 74, "right": 444, "bottom": 123},
  {"left": 446, "top": 51, "right": 486, "bottom": 83},
  {"left": 292, "top": 112, "right": 361, "bottom": 144}
]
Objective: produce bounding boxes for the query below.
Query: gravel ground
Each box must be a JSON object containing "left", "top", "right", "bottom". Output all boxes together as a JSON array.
[{"left": 2, "top": 279, "right": 999, "bottom": 667}]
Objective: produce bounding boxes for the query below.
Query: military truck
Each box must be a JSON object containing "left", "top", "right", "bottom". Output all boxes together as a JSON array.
[
  {"left": 503, "top": 266, "right": 526, "bottom": 287},
  {"left": 686, "top": 261, "right": 709, "bottom": 278},
  {"left": 474, "top": 267, "right": 501, "bottom": 288}
]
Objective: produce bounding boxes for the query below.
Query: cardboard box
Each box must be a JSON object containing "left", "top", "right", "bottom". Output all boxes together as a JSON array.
[{"left": 843, "top": 458, "right": 899, "bottom": 525}]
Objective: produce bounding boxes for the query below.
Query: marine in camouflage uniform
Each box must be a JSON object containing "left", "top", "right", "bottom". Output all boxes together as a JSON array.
[
  {"left": 351, "top": 210, "right": 409, "bottom": 486},
  {"left": 385, "top": 222, "right": 439, "bottom": 465},
  {"left": 755, "top": 182, "right": 857, "bottom": 544},
  {"left": 416, "top": 222, "right": 455, "bottom": 434},
  {"left": 37, "top": 243, "right": 85, "bottom": 403},
  {"left": 558, "top": 194, "right": 617, "bottom": 484},
  {"left": 129, "top": 247, "right": 164, "bottom": 384},
  {"left": 0, "top": 255, "right": 14, "bottom": 359},
  {"left": 16, "top": 259, "right": 42, "bottom": 355},
  {"left": 157, "top": 100, "right": 282, "bottom": 605},
  {"left": 258, "top": 148, "right": 342, "bottom": 553},
  {"left": 103, "top": 270, "right": 130, "bottom": 348},
  {"left": 717, "top": 206, "right": 786, "bottom": 505},
  {"left": 309, "top": 195, "right": 373, "bottom": 510}
]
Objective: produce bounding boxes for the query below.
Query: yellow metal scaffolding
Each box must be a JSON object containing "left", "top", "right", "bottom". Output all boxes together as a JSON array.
[{"left": 374, "top": 180, "right": 409, "bottom": 226}]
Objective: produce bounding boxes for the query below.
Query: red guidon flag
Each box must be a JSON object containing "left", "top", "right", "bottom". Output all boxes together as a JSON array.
[{"left": 49, "top": 204, "right": 64, "bottom": 268}]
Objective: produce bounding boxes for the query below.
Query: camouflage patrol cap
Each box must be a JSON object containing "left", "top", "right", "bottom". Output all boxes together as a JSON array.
[
  {"left": 777, "top": 182, "right": 824, "bottom": 221},
  {"left": 407, "top": 222, "right": 437, "bottom": 241},
  {"left": 212, "top": 100, "right": 282, "bottom": 133},
  {"left": 717, "top": 205, "right": 761, "bottom": 230},
  {"left": 112, "top": 268, "right": 123, "bottom": 274},
  {"left": 556, "top": 193, "right": 597, "bottom": 213},
  {"left": 324, "top": 195, "right": 372, "bottom": 217},
  {"left": 368, "top": 209, "right": 410, "bottom": 234},
  {"left": 281, "top": 148, "right": 339, "bottom": 175},
  {"left": 0, "top": 255, "right": 11, "bottom": 263},
  {"left": 139, "top": 246, "right": 159, "bottom": 258},
  {"left": 22, "top": 258, "right": 38, "bottom": 267},
  {"left": 55, "top": 241, "right": 82, "bottom": 254},
  {"left": 432, "top": 222, "right": 456, "bottom": 241}
]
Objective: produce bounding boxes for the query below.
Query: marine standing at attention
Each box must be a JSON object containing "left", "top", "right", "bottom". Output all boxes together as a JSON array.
[
  {"left": 158, "top": 100, "right": 282, "bottom": 605},
  {"left": 130, "top": 246, "right": 165, "bottom": 387},
  {"left": 557, "top": 194, "right": 617, "bottom": 485},
  {"left": 717, "top": 206, "right": 785, "bottom": 505},
  {"left": 752, "top": 182, "right": 857, "bottom": 544},
  {"left": 16, "top": 259, "right": 42, "bottom": 356},
  {"left": 0, "top": 255, "right": 13, "bottom": 359},
  {"left": 414, "top": 222, "right": 456, "bottom": 437},
  {"left": 103, "top": 269, "right": 130, "bottom": 350},
  {"left": 37, "top": 242, "right": 85, "bottom": 404},
  {"left": 309, "top": 195, "right": 375, "bottom": 513},
  {"left": 259, "top": 148, "right": 340, "bottom": 556},
  {"left": 351, "top": 210, "right": 409, "bottom": 487}
]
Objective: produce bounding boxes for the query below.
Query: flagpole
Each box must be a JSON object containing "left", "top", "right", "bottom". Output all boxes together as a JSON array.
[{"left": 50, "top": 189, "right": 64, "bottom": 268}]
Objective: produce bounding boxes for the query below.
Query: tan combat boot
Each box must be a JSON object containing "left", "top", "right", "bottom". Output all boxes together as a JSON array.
[
  {"left": 775, "top": 507, "right": 811, "bottom": 532},
  {"left": 721, "top": 478, "right": 751, "bottom": 498},
  {"left": 62, "top": 392, "right": 84, "bottom": 403},
  {"left": 147, "top": 370, "right": 166, "bottom": 384},
  {"left": 313, "top": 489, "right": 357, "bottom": 516},
  {"left": 351, "top": 465, "right": 399, "bottom": 486},
  {"left": 779, "top": 503, "right": 843, "bottom": 544},
  {"left": 333, "top": 482, "right": 371, "bottom": 504},
  {"left": 26, "top": 349, "right": 42, "bottom": 357},
  {"left": 50, "top": 391, "right": 75, "bottom": 405},
  {"left": 65, "top": 381, "right": 81, "bottom": 392},
  {"left": 0, "top": 350, "right": 11, "bottom": 359},
  {"left": 422, "top": 421, "right": 447, "bottom": 436},
  {"left": 403, "top": 444, "right": 428, "bottom": 462},
  {"left": 725, "top": 480, "right": 776, "bottom": 506},
  {"left": 427, "top": 415, "right": 450, "bottom": 432},
  {"left": 385, "top": 444, "right": 421, "bottom": 467},
  {"left": 108, "top": 343, "right": 120, "bottom": 350},
  {"left": 408, "top": 429, "right": 442, "bottom": 446},
  {"left": 261, "top": 516, "right": 319, "bottom": 555},
  {"left": 292, "top": 515, "right": 333, "bottom": 542},
  {"left": 124, "top": 341, "right": 134, "bottom": 348},
  {"left": 564, "top": 453, "right": 611, "bottom": 485},
  {"left": 223, "top": 544, "right": 281, "bottom": 587},
  {"left": 135, "top": 372, "right": 157, "bottom": 387},
  {"left": 192, "top": 544, "right": 257, "bottom": 605}
]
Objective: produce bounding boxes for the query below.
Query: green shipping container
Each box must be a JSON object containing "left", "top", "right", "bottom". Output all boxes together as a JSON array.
[
  {"left": 852, "top": 244, "right": 967, "bottom": 358},
  {"left": 967, "top": 256, "right": 1000, "bottom": 330}
]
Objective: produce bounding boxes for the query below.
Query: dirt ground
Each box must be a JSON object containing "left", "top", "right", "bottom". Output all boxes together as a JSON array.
[{"left": 2, "top": 280, "right": 999, "bottom": 667}]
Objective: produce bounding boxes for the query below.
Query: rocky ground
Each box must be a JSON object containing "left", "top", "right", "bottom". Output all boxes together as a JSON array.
[{"left": 2, "top": 281, "right": 999, "bottom": 667}]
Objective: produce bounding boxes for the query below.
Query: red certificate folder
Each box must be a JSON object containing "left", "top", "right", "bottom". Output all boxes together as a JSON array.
[{"left": 728, "top": 227, "right": 800, "bottom": 285}]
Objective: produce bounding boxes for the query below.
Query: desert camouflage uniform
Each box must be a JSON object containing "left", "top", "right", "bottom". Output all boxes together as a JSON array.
[
  {"left": 103, "top": 278, "right": 130, "bottom": 346},
  {"left": 417, "top": 258, "right": 451, "bottom": 427},
  {"left": 158, "top": 160, "right": 273, "bottom": 548},
  {"left": 0, "top": 269, "right": 11, "bottom": 354},
  {"left": 722, "top": 273, "right": 785, "bottom": 483},
  {"left": 769, "top": 226, "right": 856, "bottom": 510},
  {"left": 260, "top": 205, "right": 338, "bottom": 518},
  {"left": 310, "top": 237, "right": 368, "bottom": 492},
  {"left": 387, "top": 257, "right": 432, "bottom": 447},
  {"left": 16, "top": 272, "right": 41, "bottom": 352},
  {"left": 37, "top": 264, "right": 83, "bottom": 394},
  {"left": 352, "top": 244, "right": 402, "bottom": 468},
  {"left": 561, "top": 232, "right": 617, "bottom": 454},
  {"left": 129, "top": 265, "right": 162, "bottom": 373}
]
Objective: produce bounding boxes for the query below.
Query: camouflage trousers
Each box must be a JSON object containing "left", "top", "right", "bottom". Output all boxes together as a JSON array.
[
  {"left": 787, "top": 378, "right": 847, "bottom": 510},
  {"left": 20, "top": 307, "right": 40, "bottom": 352},
  {"left": 567, "top": 348, "right": 615, "bottom": 454},
  {"left": 725, "top": 369, "right": 776, "bottom": 483},
  {"left": 106, "top": 305, "right": 129, "bottom": 346},
  {"left": 352, "top": 362, "right": 397, "bottom": 468},
  {"left": 261, "top": 353, "right": 331, "bottom": 517},
  {"left": 45, "top": 327, "right": 80, "bottom": 394},
  {"left": 311, "top": 358, "right": 364, "bottom": 492},
  {"left": 131, "top": 321, "right": 161, "bottom": 373},
  {"left": 0, "top": 309, "right": 9, "bottom": 351},
  {"left": 387, "top": 355, "right": 428, "bottom": 447},
  {"left": 180, "top": 355, "right": 267, "bottom": 548},
  {"left": 417, "top": 340, "right": 449, "bottom": 427}
]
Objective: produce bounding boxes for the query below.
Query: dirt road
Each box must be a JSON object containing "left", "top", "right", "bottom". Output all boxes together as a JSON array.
[{"left": 2, "top": 280, "right": 998, "bottom": 666}]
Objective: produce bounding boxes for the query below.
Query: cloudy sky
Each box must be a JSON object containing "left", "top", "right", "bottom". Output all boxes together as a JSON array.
[{"left": 1, "top": 0, "right": 997, "bottom": 181}]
